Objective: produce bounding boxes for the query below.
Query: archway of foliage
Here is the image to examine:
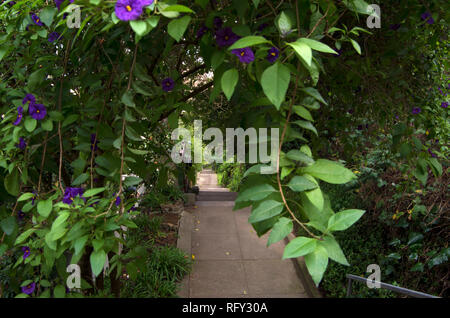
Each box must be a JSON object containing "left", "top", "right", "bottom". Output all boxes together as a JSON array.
[{"left": 0, "top": 0, "right": 446, "bottom": 297}]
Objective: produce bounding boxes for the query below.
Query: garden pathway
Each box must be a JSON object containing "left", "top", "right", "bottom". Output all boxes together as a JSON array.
[{"left": 177, "top": 169, "right": 308, "bottom": 298}]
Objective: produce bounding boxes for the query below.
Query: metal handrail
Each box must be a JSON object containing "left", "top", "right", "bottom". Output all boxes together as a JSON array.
[{"left": 346, "top": 274, "right": 440, "bottom": 298}]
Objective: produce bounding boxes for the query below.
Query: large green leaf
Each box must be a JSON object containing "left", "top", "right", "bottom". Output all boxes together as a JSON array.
[
  {"left": 283, "top": 236, "right": 317, "bottom": 259},
  {"left": 4, "top": 168, "right": 20, "bottom": 196},
  {"left": 261, "top": 62, "right": 291, "bottom": 109},
  {"left": 287, "top": 176, "right": 318, "bottom": 192},
  {"left": 286, "top": 150, "right": 315, "bottom": 165},
  {"left": 221, "top": 68, "right": 239, "bottom": 100},
  {"left": 327, "top": 209, "right": 365, "bottom": 232},
  {"left": 228, "top": 36, "right": 271, "bottom": 50},
  {"left": 287, "top": 40, "right": 312, "bottom": 66},
  {"left": 298, "top": 38, "right": 338, "bottom": 54},
  {"left": 236, "top": 183, "right": 277, "bottom": 202},
  {"left": 168, "top": 15, "right": 192, "bottom": 42},
  {"left": 267, "top": 217, "right": 293, "bottom": 246},
  {"left": 37, "top": 199, "right": 53, "bottom": 218},
  {"left": 1, "top": 216, "right": 17, "bottom": 236},
  {"left": 90, "top": 249, "right": 106, "bottom": 277},
  {"left": 304, "top": 245, "right": 329, "bottom": 285},
  {"left": 319, "top": 235, "right": 349, "bottom": 266},
  {"left": 301, "top": 87, "right": 328, "bottom": 105},
  {"left": 302, "top": 159, "right": 356, "bottom": 184},
  {"left": 248, "top": 200, "right": 284, "bottom": 223}
]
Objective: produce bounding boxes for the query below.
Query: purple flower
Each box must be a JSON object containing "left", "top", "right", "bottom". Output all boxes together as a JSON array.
[
  {"left": 428, "top": 148, "right": 437, "bottom": 158},
  {"left": 29, "top": 103, "right": 47, "bottom": 120},
  {"left": 55, "top": 0, "right": 74, "bottom": 10},
  {"left": 31, "top": 191, "right": 37, "bottom": 205},
  {"left": 333, "top": 48, "right": 343, "bottom": 57},
  {"left": 115, "top": 0, "right": 145, "bottom": 21},
  {"left": 31, "top": 13, "right": 44, "bottom": 26},
  {"left": 357, "top": 125, "right": 363, "bottom": 130},
  {"left": 441, "top": 102, "right": 448, "bottom": 108},
  {"left": 161, "top": 77, "right": 175, "bottom": 92},
  {"left": 21, "top": 282, "right": 36, "bottom": 295},
  {"left": 63, "top": 187, "right": 85, "bottom": 205},
  {"left": 22, "top": 94, "right": 36, "bottom": 105},
  {"left": 115, "top": 196, "right": 121, "bottom": 207},
  {"left": 213, "top": 17, "right": 223, "bottom": 30},
  {"left": 48, "top": 32, "right": 61, "bottom": 43},
  {"left": 231, "top": 47, "right": 255, "bottom": 64},
  {"left": 22, "top": 246, "right": 31, "bottom": 260},
  {"left": 90, "top": 133, "right": 98, "bottom": 151},
  {"left": 18, "top": 210, "right": 26, "bottom": 221},
  {"left": 348, "top": 109, "right": 354, "bottom": 114},
  {"left": 215, "top": 27, "right": 239, "bottom": 47},
  {"left": 13, "top": 106, "right": 24, "bottom": 126},
  {"left": 389, "top": 24, "right": 401, "bottom": 31},
  {"left": 420, "top": 12, "right": 434, "bottom": 24},
  {"left": 412, "top": 107, "right": 421, "bottom": 114},
  {"left": 267, "top": 47, "right": 280, "bottom": 63},
  {"left": 6, "top": 1, "right": 16, "bottom": 7},
  {"left": 196, "top": 25, "right": 208, "bottom": 39},
  {"left": 140, "top": 0, "right": 154, "bottom": 6},
  {"left": 16, "top": 137, "right": 26, "bottom": 150}
]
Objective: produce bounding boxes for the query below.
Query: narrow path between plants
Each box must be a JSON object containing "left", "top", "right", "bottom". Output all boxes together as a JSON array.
[{"left": 178, "top": 169, "right": 308, "bottom": 298}]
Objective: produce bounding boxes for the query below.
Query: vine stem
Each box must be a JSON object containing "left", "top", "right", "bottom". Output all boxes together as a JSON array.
[{"left": 275, "top": 0, "right": 322, "bottom": 240}]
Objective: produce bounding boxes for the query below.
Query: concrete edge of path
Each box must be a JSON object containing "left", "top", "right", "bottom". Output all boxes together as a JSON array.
[
  {"left": 177, "top": 210, "right": 194, "bottom": 298},
  {"left": 285, "top": 233, "right": 322, "bottom": 298}
]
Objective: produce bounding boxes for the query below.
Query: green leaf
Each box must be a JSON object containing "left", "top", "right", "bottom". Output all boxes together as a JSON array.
[
  {"left": 121, "top": 91, "right": 135, "bottom": 107},
  {"left": 261, "top": 62, "right": 291, "bottom": 110},
  {"left": 54, "top": 285, "right": 65, "bottom": 298},
  {"left": 72, "top": 173, "right": 89, "bottom": 186},
  {"left": 302, "top": 159, "right": 355, "bottom": 184},
  {"left": 350, "top": 39, "right": 361, "bottom": 55},
  {"left": 168, "top": 15, "right": 192, "bottom": 42},
  {"left": 37, "top": 199, "right": 53, "bottom": 218},
  {"left": 301, "top": 87, "right": 328, "bottom": 105},
  {"left": 283, "top": 237, "right": 317, "bottom": 259},
  {"left": 24, "top": 118, "right": 37, "bottom": 132},
  {"left": 62, "top": 114, "right": 79, "bottom": 127},
  {"left": 327, "top": 209, "right": 365, "bottom": 232},
  {"left": 15, "top": 229, "right": 36, "bottom": 245},
  {"left": 221, "top": 68, "right": 239, "bottom": 100},
  {"left": 228, "top": 36, "right": 271, "bottom": 50},
  {"left": 287, "top": 40, "right": 312, "bottom": 66},
  {"left": 41, "top": 119, "right": 53, "bottom": 131},
  {"left": 163, "top": 5, "right": 194, "bottom": 13},
  {"left": 236, "top": 184, "right": 277, "bottom": 202},
  {"left": 1, "top": 216, "right": 17, "bottom": 236},
  {"left": 293, "top": 105, "right": 314, "bottom": 121},
  {"left": 130, "top": 20, "right": 149, "bottom": 37},
  {"left": 302, "top": 175, "right": 324, "bottom": 212},
  {"left": 248, "top": 200, "right": 284, "bottom": 223},
  {"left": 276, "top": 11, "right": 292, "bottom": 33},
  {"left": 39, "top": 7, "right": 58, "bottom": 27},
  {"left": 211, "top": 50, "right": 225, "bottom": 70},
  {"left": 298, "top": 38, "right": 338, "bottom": 54},
  {"left": 90, "top": 249, "right": 106, "bottom": 277},
  {"left": 18, "top": 193, "right": 35, "bottom": 202},
  {"left": 267, "top": 217, "right": 293, "bottom": 246},
  {"left": 83, "top": 187, "right": 106, "bottom": 198},
  {"left": 286, "top": 150, "right": 315, "bottom": 165},
  {"left": 287, "top": 176, "right": 318, "bottom": 192},
  {"left": 319, "top": 236, "right": 349, "bottom": 265},
  {"left": 304, "top": 245, "right": 328, "bottom": 285},
  {"left": 4, "top": 168, "right": 20, "bottom": 196}
]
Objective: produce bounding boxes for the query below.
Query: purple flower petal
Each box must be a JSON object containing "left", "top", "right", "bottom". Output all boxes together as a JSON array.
[
  {"left": 161, "top": 77, "right": 175, "bottom": 92},
  {"left": 231, "top": 47, "right": 255, "bottom": 64}
]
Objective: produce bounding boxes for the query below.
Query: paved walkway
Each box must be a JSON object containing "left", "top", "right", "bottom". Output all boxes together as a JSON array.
[{"left": 177, "top": 169, "right": 308, "bottom": 298}]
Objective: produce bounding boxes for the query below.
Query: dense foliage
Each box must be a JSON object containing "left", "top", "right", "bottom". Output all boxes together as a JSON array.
[{"left": 0, "top": 0, "right": 447, "bottom": 298}]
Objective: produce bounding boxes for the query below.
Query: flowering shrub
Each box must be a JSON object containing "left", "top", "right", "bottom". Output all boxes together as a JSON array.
[{"left": 1, "top": 0, "right": 445, "bottom": 298}]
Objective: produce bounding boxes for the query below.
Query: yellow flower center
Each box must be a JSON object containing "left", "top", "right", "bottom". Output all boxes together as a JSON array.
[
  {"left": 224, "top": 35, "right": 229, "bottom": 40},
  {"left": 36, "top": 110, "right": 40, "bottom": 113},
  {"left": 36, "top": 18, "right": 40, "bottom": 23},
  {"left": 271, "top": 52, "right": 276, "bottom": 56},
  {"left": 240, "top": 51, "right": 245, "bottom": 56},
  {"left": 126, "top": 5, "right": 132, "bottom": 12}
]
